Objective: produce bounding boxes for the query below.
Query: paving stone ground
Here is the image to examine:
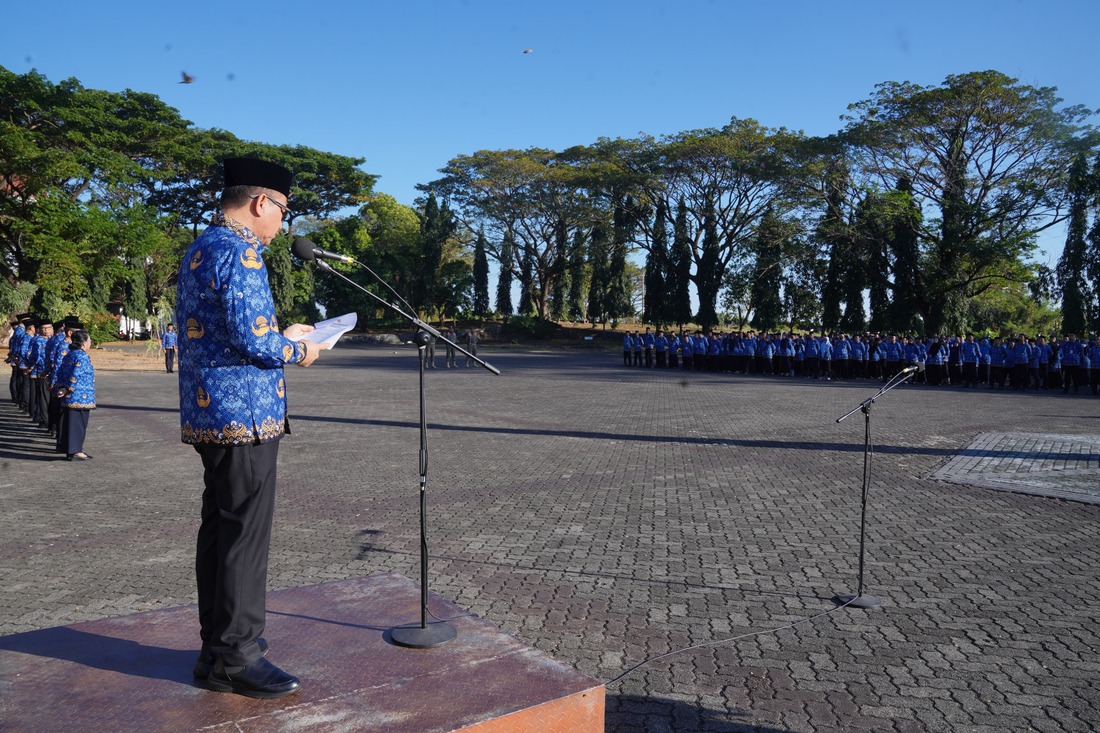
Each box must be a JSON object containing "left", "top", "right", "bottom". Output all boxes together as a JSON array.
[
  {"left": 932, "top": 432, "right": 1100, "bottom": 504},
  {"left": 2, "top": 345, "right": 1098, "bottom": 733}
]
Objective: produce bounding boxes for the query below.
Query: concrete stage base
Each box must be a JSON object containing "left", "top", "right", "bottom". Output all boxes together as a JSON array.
[{"left": 0, "top": 573, "right": 604, "bottom": 732}]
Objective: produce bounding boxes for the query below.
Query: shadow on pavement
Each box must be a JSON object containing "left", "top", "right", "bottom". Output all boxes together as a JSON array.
[{"left": 606, "top": 692, "right": 775, "bottom": 733}]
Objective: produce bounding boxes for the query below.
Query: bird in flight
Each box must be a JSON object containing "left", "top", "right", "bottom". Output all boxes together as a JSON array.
[
  {"left": 522, "top": 49, "right": 533, "bottom": 54},
  {"left": 180, "top": 71, "right": 195, "bottom": 84}
]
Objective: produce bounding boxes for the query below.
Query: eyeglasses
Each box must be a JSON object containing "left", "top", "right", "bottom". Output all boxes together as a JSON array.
[{"left": 250, "top": 194, "right": 292, "bottom": 221}]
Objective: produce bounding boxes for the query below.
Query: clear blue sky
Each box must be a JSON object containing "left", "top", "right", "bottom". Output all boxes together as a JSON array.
[{"left": 3, "top": 0, "right": 1097, "bottom": 263}]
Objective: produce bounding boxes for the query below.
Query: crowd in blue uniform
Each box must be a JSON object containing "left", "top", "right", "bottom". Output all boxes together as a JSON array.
[
  {"left": 621, "top": 328, "right": 1100, "bottom": 395},
  {"left": 6, "top": 313, "right": 97, "bottom": 459}
]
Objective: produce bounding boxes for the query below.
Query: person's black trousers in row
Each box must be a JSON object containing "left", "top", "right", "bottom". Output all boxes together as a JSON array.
[
  {"left": 57, "top": 408, "right": 90, "bottom": 455},
  {"left": 194, "top": 440, "right": 280, "bottom": 669},
  {"left": 20, "top": 371, "right": 32, "bottom": 412},
  {"left": 31, "top": 377, "right": 49, "bottom": 424},
  {"left": 47, "top": 392, "right": 63, "bottom": 435}
]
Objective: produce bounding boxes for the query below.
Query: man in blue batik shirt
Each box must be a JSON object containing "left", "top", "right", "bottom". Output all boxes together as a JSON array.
[
  {"left": 161, "top": 322, "right": 178, "bottom": 373},
  {"left": 177, "top": 158, "right": 321, "bottom": 700},
  {"left": 7, "top": 315, "right": 27, "bottom": 403}
]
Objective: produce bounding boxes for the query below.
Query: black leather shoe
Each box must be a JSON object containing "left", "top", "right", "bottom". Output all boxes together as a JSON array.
[
  {"left": 206, "top": 657, "right": 300, "bottom": 699},
  {"left": 193, "top": 637, "right": 269, "bottom": 679}
]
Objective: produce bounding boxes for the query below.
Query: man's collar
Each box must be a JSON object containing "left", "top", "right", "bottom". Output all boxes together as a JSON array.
[{"left": 210, "top": 212, "right": 265, "bottom": 249}]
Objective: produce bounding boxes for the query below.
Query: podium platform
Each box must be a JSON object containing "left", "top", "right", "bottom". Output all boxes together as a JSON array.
[{"left": 0, "top": 573, "right": 604, "bottom": 732}]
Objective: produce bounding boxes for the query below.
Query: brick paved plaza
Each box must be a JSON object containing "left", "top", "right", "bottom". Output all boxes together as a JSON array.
[{"left": 2, "top": 344, "right": 1098, "bottom": 732}]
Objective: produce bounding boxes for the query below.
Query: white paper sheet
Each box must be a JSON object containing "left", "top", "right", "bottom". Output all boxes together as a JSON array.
[{"left": 298, "top": 312, "right": 357, "bottom": 349}]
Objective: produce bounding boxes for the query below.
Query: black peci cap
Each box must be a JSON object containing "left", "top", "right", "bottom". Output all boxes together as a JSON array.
[{"left": 223, "top": 157, "right": 292, "bottom": 197}]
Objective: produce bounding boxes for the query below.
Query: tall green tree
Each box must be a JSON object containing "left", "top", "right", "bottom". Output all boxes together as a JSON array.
[
  {"left": 650, "top": 119, "right": 804, "bottom": 329},
  {"left": 428, "top": 147, "right": 597, "bottom": 319},
  {"left": 1087, "top": 154, "right": 1100, "bottom": 333},
  {"left": 643, "top": 199, "right": 668, "bottom": 326},
  {"left": 696, "top": 201, "right": 721, "bottom": 328},
  {"left": 416, "top": 193, "right": 446, "bottom": 313},
  {"left": 566, "top": 229, "right": 587, "bottom": 322},
  {"left": 748, "top": 209, "right": 786, "bottom": 331},
  {"left": 668, "top": 199, "right": 693, "bottom": 328},
  {"left": 496, "top": 230, "right": 514, "bottom": 316},
  {"left": 586, "top": 220, "right": 612, "bottom": 325},
  {"left": 846, "top": 70, "right": 1095, "bottom": 334},
  {"left": 1057, "top": 153, "right": 1095, "bottom": 334},
  {"left": 472, "top": 227, "right": 490, "bottom": 317}
]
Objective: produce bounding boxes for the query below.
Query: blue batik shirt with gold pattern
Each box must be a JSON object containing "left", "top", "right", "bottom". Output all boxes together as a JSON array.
[
  {"left": 5, "top": 325, "right": 24, "bottom": 365},
  {"left": 175, "top": 213, "right": 305, "bottom": 446},
  {"left": 27, "top": 335, "right": 49, "bottom": 377},
  {"left": 55, "top": 348, "right": 96, "bottom": 409}
]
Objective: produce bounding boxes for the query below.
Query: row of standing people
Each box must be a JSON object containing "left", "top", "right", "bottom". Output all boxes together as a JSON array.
[
  {"left": 5, "top": 314, "right": 97, "bottom": 459},
  {"left": 621, "top": 329, "right": 1100, "bottom": 395},
  {"left": 423, "top": 327, "right": 480, "bottom": 368}
]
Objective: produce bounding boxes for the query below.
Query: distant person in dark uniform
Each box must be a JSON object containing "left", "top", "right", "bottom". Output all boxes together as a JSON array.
[
  {"left": 425, "top": 332, "right": 437, "bottom": 368},
  {"left": 445, "top": 325, "right": 458, "bottom": 368},
  {"left": 464, "top": 328, "right": 479, "bottom": 367}
]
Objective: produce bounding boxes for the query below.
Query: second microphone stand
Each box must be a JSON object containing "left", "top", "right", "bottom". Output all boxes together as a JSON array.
[
  {"left": 314, "top": 260, "right": 499, "bottom": 648},
  {"left": 832, "top": 367, "right": 914, "bottom": 609}
]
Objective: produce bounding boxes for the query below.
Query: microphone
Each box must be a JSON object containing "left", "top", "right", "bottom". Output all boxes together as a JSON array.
[{"left": 292, "top": 237, "right": 353, "bottom": 264}]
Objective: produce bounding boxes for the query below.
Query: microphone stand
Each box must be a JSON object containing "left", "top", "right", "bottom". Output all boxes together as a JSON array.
[
  {"left": 832, "top": 367, "right": 914, "bottom": 609},
  {"left": 313, "top": 260, "right": 499, "bottom": 648}
]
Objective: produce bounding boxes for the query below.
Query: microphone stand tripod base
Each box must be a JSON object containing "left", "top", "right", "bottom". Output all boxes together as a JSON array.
[
  {"left": 833, "top": 593, "right": 881, "bottom": 609},
  {"left": 389, "top": 620, "right": 457, "bottom": 649}
]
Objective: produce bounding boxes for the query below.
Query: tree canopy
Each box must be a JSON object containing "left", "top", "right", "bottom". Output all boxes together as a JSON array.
[
  {"left": 3, "top": 65, "right": 1096, "bottom": 338},
  {"left": 0, "top": 66, "right": 374, "bottom": 326}
]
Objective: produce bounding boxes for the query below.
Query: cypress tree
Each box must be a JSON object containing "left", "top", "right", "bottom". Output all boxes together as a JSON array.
[
  {"left": 855, "top": 192, "right": 893, "bottom": 332},
  {"left": 644, "top": 200, "right": 668, "bottom": 327},
  {"left": 889, "top": 176, "right": 924, "bottom": 334},
  {"left": 1087, "top": 155, "right": 1100, "bottom": 334},
  {"left": 818, "top": 164, "right": 848, "bottom": 331},
  {"left": 417, "top": 194, "right": 443, "bottom": 314},
  {"left": 695, "top": 198, "right": 721, "bottom": 329},
  {"left": 669, "top": 198, "right": 693, "bottom": 328},
  {"left": 519, "top": 245, "right": 537, "bottom": 317},
  {"left": 549, "top": 220, "right": 569, "bottom": 321},
  {"left": 567, "top": 229, "right": 587, "bottom": 322},
  {"left": 496, "top": 231, "right": 514, "bottom": 316},
  {"left": 586, "top": 221, "right": 611, "bottom": 324},
  {"left": 1059, "top": 153, "right": 1091, "bottom": 335},
  {"left": 749, "top": 209, "right": 785, "bottom": 332},
  {"left": 472, "top": 227, "right": 490, "bottom": 317},
  {"left": 607, "top": 198, "right": 632, "bottom": 325}
]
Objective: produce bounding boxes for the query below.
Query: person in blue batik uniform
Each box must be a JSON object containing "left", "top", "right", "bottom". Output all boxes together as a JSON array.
[
  {"left": 46, "top": 319, "right": 73, "bottom": 437},
  {"left": 1087, "top": 337, "right": 1100, "bottom": 395},
  {"left": 27, "top": 318, "right": 54, "bottom": 427},
  {"left": 54, "top": 329, "right": 95, "bottom": 460},
  {"left": 7, "top": 314, "right": 28, "bottom": 403},
  {"left": 161, "top": 322, "right": 178, "bottom": 373},
  {"left": 17, "top": 319, "right": 37, "bottom": 413},
  {"left": 1059, "top": 334, "right": 1085, "bottom": 393},
  {"left": 177, "top": 158, "right": 321, "bottom": 700}
]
